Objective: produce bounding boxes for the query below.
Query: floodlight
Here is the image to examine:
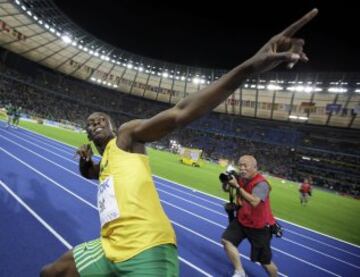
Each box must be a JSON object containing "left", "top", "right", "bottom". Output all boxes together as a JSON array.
[
  {"left": 267, "top": 84, "right": 283, "bottom": 90},
  {"left": 61, "top": 35, "right": 72, "bottom": 44},
  {"left": 328, "top": 87, "right": 347, "bottom": 93}
]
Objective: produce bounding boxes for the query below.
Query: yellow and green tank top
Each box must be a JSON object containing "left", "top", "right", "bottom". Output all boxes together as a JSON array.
[{"left": 98, "top": 138, "right": 176, "bottom": 262}]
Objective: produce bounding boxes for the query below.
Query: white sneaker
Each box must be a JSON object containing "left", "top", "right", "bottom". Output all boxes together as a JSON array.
[{"left": 232, "top": 270, "right": 246, "bottom": 277}]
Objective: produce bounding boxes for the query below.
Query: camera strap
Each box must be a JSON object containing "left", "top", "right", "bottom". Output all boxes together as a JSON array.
[{"left": 229, "top": 187, "right": 236, "bottom": 203}]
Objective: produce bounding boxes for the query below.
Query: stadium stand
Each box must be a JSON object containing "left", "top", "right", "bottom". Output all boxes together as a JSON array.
[{"left": 1, "top": 51, "right": 359, "bottom": 198}]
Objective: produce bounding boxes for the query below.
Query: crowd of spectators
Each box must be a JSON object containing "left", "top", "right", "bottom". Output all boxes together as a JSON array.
[{"left": 1, "top": 51, "right": 359, "bottom": 198}]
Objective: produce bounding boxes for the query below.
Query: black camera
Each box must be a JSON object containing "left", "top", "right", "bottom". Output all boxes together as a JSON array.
[
  {"left": 219, "top": 172, "right": 235, "bottom": 183},
  {"left": 219, "top": 166, "right": 239, "bottom": 192},
  {"left": 269, "top": 222, "right": 284, "bottom": 238}
]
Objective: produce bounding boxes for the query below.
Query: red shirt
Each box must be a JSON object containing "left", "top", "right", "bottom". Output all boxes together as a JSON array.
[
  {"left": 237, "top": 173, "right": 275, "bottom": 229},
  {"left": 300, "top": 182, "right": 311, "bottom": 193}
]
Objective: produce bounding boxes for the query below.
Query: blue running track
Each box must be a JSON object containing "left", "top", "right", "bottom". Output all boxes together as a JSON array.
[{"left": 1, "top": 121, "right": 359, "bottom": 276}]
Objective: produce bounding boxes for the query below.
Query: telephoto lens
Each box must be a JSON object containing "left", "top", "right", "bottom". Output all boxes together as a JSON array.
[{"left": 219, "top": 173, "right": 231, "bottom": 183}]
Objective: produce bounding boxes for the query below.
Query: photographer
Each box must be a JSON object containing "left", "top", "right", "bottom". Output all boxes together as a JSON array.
[
  {"left": 299, "top": 178, "right": 312, "bottom": 206},
  {"left": 221, "top": 155, "right": 278, "bottom": 277}
]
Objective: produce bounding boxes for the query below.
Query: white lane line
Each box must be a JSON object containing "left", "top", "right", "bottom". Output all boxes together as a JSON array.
[
  {"left": 158, "top": 188, "right": 226, "bottom": 217},
  {"left": 0, "top": 143, "right": 284, "bottom": 277},
  {"left": 0, "top": 133, "right": 97, "bottom": 187},
  {"left": 3, "top": 129, "right": 220, "bottom": 220},
  {"left": 0, "top": 142, "right": 343, "bottom": 276},
  {"left": 12, "top": 129, "right": 75, "bottom": 156},
  {"left": 160, "top": 192, "right": 360, "bottom": 270},
  {"left": 10, "top": 125, "right": 360, "bottom": 250},
  {"left": 153, "top": 176, "right": 360, "bottom": 259},
  {"left": 3, "top": 129, "right": 360, "bottom": 260},
  {"left": 277, "top": 217, "right": 360, "bottom": 250},
  {"left": 271, "top": 246, "right": 341, "bottom": 277},
  {"left": 171, "top": 220, "right": 288, "bottom": 277},
  {"left": 155, "top": 177, "right": 360, "bottom": 258},
  {"left": 0, "top": 147, "right": 98, "bottom": 210},
  {"left": 284, "top": 229, "right": 360, "bottom": 259},
  {"left": 0, "top": 180, "right": 73, "bottom": 250},
  {"left": 2, "top": 130, "right": 359, "bottom": 265},
  {"left": 281, "top": 237, "right": 360, "bottom": 269},
  {"left": 1, "top": 135, "right": 353, "bottom": 270},
  {"left": 0, "top": 179, "right": 207, "bottom": 277},
  {"left": 178, "top": 257, "right": 213, "bottom": 277},
  {"left": 153, "top": 175, "right": 231, "bottom": 204},
  {"left": 0, "top": 129, "right": 80, "bottom": 165},
  {"left": 156, "top": 180, "right": 223, "bottom": 208},
  {"left": 160, "top": 199, "right": 225, "bottom": 228}
]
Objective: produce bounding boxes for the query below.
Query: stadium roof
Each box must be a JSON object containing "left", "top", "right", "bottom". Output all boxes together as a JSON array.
[
  {"left": 1, "top": 0, "right": 359, "bottom": 83},
  {"left": 53, "top": 0, "right": 360, "bottom": 73}
]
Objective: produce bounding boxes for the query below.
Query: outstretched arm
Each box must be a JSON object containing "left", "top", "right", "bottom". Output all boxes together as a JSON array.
[{"left": 121, "top": 9, "right": 318, "bottom": 143}]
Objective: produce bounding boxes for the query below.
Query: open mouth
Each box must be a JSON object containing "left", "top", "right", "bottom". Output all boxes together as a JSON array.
[
  {"left": 94, "top": 127, "right": 103, "bottom": 133},
  {"left": 91, "top": 127, "right": 105, "bottom": 138}
]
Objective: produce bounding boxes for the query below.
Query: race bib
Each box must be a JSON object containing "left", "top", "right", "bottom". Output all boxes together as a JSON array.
[{"left": 98, "top": 176, "right": 120, "bottom": 227}]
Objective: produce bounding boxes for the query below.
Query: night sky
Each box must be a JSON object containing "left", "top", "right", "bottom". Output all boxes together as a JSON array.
[{"left": 53, "top": 0, "right": 359, "bottom": 72}]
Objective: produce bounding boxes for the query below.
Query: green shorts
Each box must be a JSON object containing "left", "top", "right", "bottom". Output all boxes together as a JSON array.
[{"left": 73, "top": 239, "right": 179, "bottom": 276}]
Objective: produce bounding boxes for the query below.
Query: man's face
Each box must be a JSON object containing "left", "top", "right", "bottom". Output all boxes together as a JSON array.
[
  {"left": 86, "top": 113, "right": 114, "bottom": 144},
  {"left": 238, "top": 156, "right": 257, "bottom": 179}
]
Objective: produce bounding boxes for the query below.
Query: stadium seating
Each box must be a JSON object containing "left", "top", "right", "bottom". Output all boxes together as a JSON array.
[{"left": 1, "top": 52, "right": 359, "bottom": 197}]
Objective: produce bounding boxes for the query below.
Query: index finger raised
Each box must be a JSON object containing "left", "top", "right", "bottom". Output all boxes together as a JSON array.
[{"left": 281, "top": 8, "right": 318, "bottom": 37}]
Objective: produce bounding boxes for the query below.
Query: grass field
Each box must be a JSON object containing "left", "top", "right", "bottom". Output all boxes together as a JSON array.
[{"left": 2, "top": 117, "right": 360, "bottom": 245}]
